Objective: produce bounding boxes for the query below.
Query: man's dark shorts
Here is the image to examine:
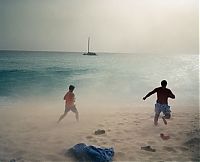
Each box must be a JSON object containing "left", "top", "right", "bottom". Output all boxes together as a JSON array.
[{"left": 155, "top": 103, "right": 171, "bottom": 116}]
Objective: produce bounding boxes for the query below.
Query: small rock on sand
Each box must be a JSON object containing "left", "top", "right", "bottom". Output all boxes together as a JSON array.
[{"left": 94, "top": 129, "right": 106, "bottom": 135}]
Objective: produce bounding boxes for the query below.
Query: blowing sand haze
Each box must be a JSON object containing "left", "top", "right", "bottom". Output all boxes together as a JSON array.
[{"left": 0, "top": 102, "right": 199, "bottom": 161}]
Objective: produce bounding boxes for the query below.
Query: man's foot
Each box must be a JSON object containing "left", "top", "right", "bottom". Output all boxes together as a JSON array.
[{"left": 162, "top": 117, "right": 167, "bottom": 125}]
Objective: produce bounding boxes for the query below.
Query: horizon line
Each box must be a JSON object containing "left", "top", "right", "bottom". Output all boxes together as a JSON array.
[
  {"left": 0, "top": 49, "right": 198, "bottom": 55},
  {"left": 0, "top": 49, "right": 137, "bottom": 55}
]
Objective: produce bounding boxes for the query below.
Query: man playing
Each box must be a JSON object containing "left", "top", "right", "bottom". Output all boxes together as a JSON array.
[
  {"left": 58, "top": 85, "right": 79, "bottom": 123},
  {"left": 143, "top": 80, "right": 175, "bottom": 125}
]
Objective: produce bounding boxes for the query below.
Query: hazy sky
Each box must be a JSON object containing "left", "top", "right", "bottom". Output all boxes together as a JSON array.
[{"left": 0, "top": 0, "right": 198, "bottom": 54}]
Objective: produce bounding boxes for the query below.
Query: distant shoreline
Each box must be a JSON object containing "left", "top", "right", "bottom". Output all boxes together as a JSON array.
[
  {"left": 0, "top": 50, "right": 130, "bottom": 55},
  {"left": 0, "top": 50, "right": 198, "bottom": 55},
  {"left": 0, "top": 50, "right": 121, "bottom": 54},
  {"left": 0, "top": 49, "right": 81, "bottom": 54}
]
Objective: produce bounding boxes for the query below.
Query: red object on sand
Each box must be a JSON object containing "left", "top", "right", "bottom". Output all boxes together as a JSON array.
[{"left": 160, "top": 133, "right": 170, "bottom": 140}]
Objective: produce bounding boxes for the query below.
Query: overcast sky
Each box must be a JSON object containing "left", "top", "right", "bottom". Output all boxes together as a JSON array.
[{"left": 0, "top": 0, "right": 198, "bottom": 54}]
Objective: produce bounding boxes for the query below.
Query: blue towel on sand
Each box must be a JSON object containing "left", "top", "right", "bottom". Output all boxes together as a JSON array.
[{"left": 68, "top": 143, "right": 114, "bottom": 162}]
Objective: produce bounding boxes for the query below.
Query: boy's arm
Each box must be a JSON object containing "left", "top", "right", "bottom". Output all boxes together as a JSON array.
[
  {"left": 73, "top": 94, "right": 75, "bottom": 102},
  {"left": 143, "top": 88, "right": 157, "bottom": 100},
  {"left": 64, "top": 93, "right": 67, "bottom": 100}
]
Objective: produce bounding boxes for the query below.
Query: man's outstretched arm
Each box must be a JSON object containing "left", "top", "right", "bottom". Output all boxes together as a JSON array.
[
  {"left": 168, "top": 90, "right": 175, "bottom": 99},
  {"left": 143, "top": 89, "right": 157, "bottom": 100}
]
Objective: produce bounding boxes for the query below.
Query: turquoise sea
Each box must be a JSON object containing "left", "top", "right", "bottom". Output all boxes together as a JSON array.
[{"left": 0, "top": 51, "right": 198, "bottom": 109}]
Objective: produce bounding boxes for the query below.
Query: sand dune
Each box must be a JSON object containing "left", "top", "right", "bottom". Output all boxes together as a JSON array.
[{"left": 0, "top": 102, "right": 199, "bottom": 161}]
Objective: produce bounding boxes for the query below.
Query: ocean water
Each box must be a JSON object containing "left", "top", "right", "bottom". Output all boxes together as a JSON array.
[{"left": 0, "top": 51, "right": 198, "bottom": 109}]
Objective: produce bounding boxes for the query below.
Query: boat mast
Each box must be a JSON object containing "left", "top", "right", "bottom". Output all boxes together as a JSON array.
[{"left": 88, "top": 37, "right": 90, "bottom": 53}]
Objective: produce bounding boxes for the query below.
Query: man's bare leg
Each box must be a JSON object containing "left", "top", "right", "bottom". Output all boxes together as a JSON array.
[
  {"left": 162, "top": 116, "right": 167, "bottom": 125},
  {"left": 162, "top": 113, "right": 170, "bottom": 125},
  {"left": 57, "top": 112, "right": 67, "bottom": 123},
  {"left": 154, "top": 114, "right": 159, "bottom": 126}
]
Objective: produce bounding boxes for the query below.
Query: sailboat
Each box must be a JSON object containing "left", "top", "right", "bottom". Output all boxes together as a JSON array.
[{"left": 83, "top": 37, "right": 97, "bottom": 56}]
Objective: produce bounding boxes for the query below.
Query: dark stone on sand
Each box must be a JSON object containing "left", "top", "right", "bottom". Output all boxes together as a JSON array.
[
  {"left": 94, "top": 129, "right": 106, "bottom": 135},
  {"left": 10, "top": 159, "right": 16, "bottom": 162},
  {"left": 141, "top": 146, "right": 156, "bottom": 152}
]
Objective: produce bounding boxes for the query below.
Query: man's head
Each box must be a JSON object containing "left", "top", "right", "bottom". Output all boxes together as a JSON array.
[
  {"left": 161, "top": 80, "right": 167, "bottom": 87},
  {"left": 69, "top": 85, "right": 75, "bottom": 91}
]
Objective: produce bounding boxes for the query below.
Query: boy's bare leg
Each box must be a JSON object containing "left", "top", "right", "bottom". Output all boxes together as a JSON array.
[
  {"left": 75, "top": 111, "right": 79, "bottom": 121},
  {"left": 57, "top": 112, "right": 67, "bottom": 123},
  {"left": 154, "top": 114, "right": 159, "bottom": 126}
]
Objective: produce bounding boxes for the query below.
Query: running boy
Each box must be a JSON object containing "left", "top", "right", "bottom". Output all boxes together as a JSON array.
[
  {"left": 58, "top": 85, "right": 79, "bottom": 123},
  {"left": 143, "top": 80, "right": 175, "bottom": 125}
]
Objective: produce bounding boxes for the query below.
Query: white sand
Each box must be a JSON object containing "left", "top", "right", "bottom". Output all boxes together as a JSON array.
[{"left": 0, "top": 101, "right": 199, "bottom": 161}]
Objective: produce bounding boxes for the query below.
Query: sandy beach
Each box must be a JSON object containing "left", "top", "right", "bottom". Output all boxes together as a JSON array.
[{"left": 0, "top": 101, "right": 199, "bottom": 162}]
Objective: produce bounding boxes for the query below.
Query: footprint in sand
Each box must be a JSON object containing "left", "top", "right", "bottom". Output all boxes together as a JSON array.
[
  {"left": 86, "top": 135, "right": 94, "bottom": 139},
  {"left": 163, "top": 146, "right": 177, "bottom": 152},
  {"left": 45, "top": 154, "right": 60, "bottom": 161},
  {"left": 122, "top": 118, "right": 128, "bottom": 121},
  {"left": 120, "top": 113, "right": 127, "bottom": 117},
  {"left": 13, "top": 150, "right": 26, "bottom": 157},
  {"left": 177, "top": 123, "right": 184, "bottom": 126},
  {"left": 128, "top": 156, "right": 136, "bottom": 161},
  {"left": 99, "top": 141, "right": 107, "bottom": 145},
  {"left": 55, "top": 140, "right": 63, "bottom": 144},
  {"left": 177, "top": 131, "right": 185, "bottom": 136},
  {"left": 111, "top": 138, "right": 121, "bottom": 143},
  {"left": 147, "top": 141, "right": 156, "bottom": 145},
  {"left": 118, "top": 122, "right": 124, "bottom": 125},
  {"left": 124, "top": 129, "right": 131, "bottom": 133},
  {"left": 89, "top": 139, "right": 98, "bottom": 143},
  {"left": 125, "top": 137, "right": 132, "bottom": 141},
  {"left": 136, "top": 142, "right": 146, "bottom": 146},
  {"left": 115, "top": 131, "right": 122, "bottom": 135},
  {"left": 175, "top": 146, "right": 189, "bottom": 151},
  {"left": 134, "top": 120, "right": 141, "bottom": 124},
  {"left": 115, "top": 151, "right": 126, "bottom": 157},
  {"left": 97, "top": 124, "right": 104, "bottom": 127}
]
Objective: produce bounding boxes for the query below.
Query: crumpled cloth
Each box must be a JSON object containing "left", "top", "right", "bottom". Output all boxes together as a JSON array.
[{"left": 68, "top": 143, "right": 114, "bottom": 162}]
